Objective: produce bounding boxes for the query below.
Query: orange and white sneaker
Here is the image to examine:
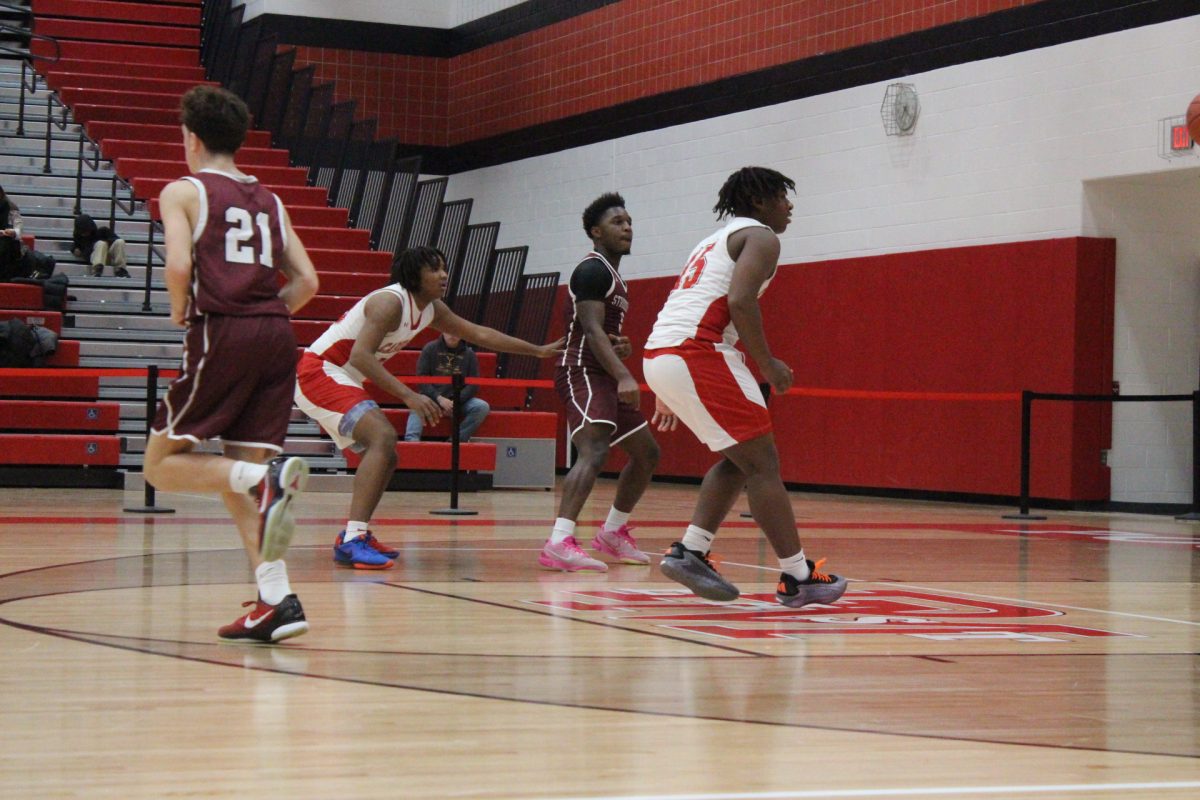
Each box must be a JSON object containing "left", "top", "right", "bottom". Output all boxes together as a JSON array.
[
  {"left": 218, "top": 594, "right": 309, "bottom": 643},
  {"left": 591, "top": 524, "right": 650, "bottom": 565},
  {"left": 775, "top": 559, "right": 848, "bottom": 608},
  {"left": 538, "top": 536, "right": 608, "bottom": 572}
]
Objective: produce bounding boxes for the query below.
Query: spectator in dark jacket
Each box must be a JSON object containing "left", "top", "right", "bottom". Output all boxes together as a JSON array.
[
  {"left": 404, "top": 332, "right": 490, "bottom": 442},
  {"left": 72, "top": 213, "right": 130, "bottom": 277},
  {"left": 0, "top": 186, "right": 23, "bottom": 280}
]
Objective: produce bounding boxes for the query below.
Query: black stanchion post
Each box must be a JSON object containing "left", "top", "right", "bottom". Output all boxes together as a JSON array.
[
  {"left": 431, "top": 371, "right": 477, "bottom": 516},
  {"left": 124, "top": 364, "right": 175, "bottom": 514},
  {"left": 43, "top": 94, "right": 52, "bottom": 173},
  {"left": 1177, "top": 390, "right": 1200, "bottom": 521},
  {"left": 142, "top": 219, "right": 155, "bottom": 312},
  {"left": 1003, "top": 390, "right": 1046, "bottom": 520}
]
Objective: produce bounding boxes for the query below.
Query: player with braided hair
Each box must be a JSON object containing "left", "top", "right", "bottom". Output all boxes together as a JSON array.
[{"left": 643, "top": 166, "right": 848, "bottom": 608}]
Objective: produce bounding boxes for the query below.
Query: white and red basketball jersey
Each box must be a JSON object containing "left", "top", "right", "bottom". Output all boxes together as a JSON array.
[
  {"left": 306, "top": 284, "right": 435, "bottom": 382},
  {"left": 645, "top": 217, "right": 774, "bottom": 351}
]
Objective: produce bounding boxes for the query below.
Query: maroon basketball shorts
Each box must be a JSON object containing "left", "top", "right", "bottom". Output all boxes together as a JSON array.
[
  {"left": 152, "top": 313, "right": 296, "bottom": 451},
  {"left": 554, "top": 365, "right": 647, "bottom": 444},
  {"left": 642, "top": 342, "right": 771, "bottom": 452}
]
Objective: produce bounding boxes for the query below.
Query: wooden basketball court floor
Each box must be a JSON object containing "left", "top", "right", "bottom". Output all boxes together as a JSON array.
[{"left": 0, "top": 479, "right": 1197, "bottom": 799}]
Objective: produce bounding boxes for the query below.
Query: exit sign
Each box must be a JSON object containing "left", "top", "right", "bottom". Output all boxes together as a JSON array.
[{"left": 1171, "top": 123, "right": 1194, "bottom": 151}]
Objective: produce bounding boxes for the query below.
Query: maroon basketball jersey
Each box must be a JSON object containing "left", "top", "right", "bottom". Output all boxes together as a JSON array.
[
  {"left": 558, "top": 252, "right": 629, "bottom": 371},
  {"left": 183, "top": 169, "right": 289, "bottom": 318}
]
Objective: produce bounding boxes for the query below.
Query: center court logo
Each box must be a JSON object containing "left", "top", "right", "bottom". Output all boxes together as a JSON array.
[{"left": 527, "top": 587, "right": 1135, "bottom": 642}]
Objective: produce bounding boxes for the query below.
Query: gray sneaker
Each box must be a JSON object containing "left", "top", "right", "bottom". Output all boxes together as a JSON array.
[
  {"left": 659, "top": 542, "right": 739, "bottom": 601},
  {"left": 775, "top": 559, "right": 848, "bottom": 608}
]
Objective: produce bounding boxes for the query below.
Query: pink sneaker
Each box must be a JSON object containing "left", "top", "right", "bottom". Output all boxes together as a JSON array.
[
  {"left": 591, "top": 524, "right": 650, "bottom": 565},
  {"left": 538, "top": 536, "right": 608, "bottom": 572}
]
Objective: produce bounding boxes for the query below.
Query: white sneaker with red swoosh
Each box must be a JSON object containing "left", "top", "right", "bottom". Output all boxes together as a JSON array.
[{"left": 218, "top": 594, "right": 309, "bottom": 643}]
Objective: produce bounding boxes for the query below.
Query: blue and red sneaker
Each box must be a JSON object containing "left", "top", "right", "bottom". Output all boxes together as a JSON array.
[{"left": 333, "top": 531, "right": 394, "bottom": 570}]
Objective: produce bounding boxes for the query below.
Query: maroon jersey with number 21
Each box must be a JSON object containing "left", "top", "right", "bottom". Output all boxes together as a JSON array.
[{"left": 182, "top": 168, "right": 290, "bottom": 320}]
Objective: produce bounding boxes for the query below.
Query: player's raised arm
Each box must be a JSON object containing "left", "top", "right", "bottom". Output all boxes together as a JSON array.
[{"left": 430, "top": 299, "right": 564, "bottom": 358}]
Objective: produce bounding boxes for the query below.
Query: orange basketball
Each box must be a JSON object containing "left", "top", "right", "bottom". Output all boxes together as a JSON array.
[{"left": 1188, "top": 93, "right": 1200, "bottom": 144}]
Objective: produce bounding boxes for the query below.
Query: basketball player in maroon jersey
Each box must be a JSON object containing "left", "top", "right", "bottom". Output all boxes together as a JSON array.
[
  {"left": 539, "top": 192, "right": 671, "bottom": 572},
  {"left": 142, "top": 86, "right": 320, "bottom": 643}
]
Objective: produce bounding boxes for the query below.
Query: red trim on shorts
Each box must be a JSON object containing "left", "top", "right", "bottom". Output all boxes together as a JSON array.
[
  {"left": 648, "top": 343, "right": 771, "bottom": 446},
  {"left": 296, "top": 351, "right": 369, "bottom": 414}
]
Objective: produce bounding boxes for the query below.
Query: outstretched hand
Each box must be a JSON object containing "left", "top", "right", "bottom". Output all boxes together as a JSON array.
[
  {"left": 608, "top": 333, "right": 632, "bottom": 360},
  {"left": 534, "top": 336, "right": 566, "bottom": 359},
  {"left": 652, "top": 395, "right": 678, "bottom": 431}
]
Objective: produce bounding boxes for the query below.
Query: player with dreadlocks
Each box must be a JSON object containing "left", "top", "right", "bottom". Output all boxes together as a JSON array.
[{"left": 642, "top": 166, "right": 848, "bottom": 608}]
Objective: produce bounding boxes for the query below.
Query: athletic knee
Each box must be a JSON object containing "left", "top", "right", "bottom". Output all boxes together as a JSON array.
[
  {"left": 638, "top": 439, "right": 661, "bottom": 470},
  {"left": 362, "top": 426, "right": 398, "bottom": 462}
]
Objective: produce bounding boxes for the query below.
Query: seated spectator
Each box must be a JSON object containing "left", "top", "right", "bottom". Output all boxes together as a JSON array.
[
  {"left": 0, "top": 185, "right": 24, "bottom": 281},
  {"left": 404, "top": 332, "right": 490, "bottom": 443},
  {"left": 72, "top": 213, "right": 130, "bottom": 277}
]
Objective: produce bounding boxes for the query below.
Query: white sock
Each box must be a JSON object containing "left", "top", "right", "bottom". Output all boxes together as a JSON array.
[
  {"left": 550, "top": 518, "right": 576, "bottom": 544},
  {"left": 681, "top": 525, "right": 715, "bottom": 554},
  {"left": 255, "top": 560, "right": 292, "bottom": 606},
  {"left": 346, "top": 520, "right": 369, "bottom": 540},
  {"left": 779, "top": 550, "right": 811, "bottom": 582},
  {"left": 603, "top": 507, "right": 631, "bottom": 532},
  {"left": 230, "top": 461, "right": 269, "bottom": 495}
]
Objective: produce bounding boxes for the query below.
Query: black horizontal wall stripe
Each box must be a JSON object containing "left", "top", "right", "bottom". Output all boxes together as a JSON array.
[{"left": 255, "top": 0, "right": 1198, "bottom": 173}]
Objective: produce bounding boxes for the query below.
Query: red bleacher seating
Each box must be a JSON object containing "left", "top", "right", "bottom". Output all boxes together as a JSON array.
[
  {"left": 379, "top": 410, "right": 555, "bottom": 439},
  {"left": 45, "top": 339, "right": 80, "bottom": 367},
  {"left": 343, "top": 441, "right": 496, "bottom": 472},
  {"left": 34, "top": 0, "right": 201, "bottom": 26},
  {"left": 0, "top": 283, "right": 44, "bottom": 310},
  {"left": 134, "top": 177, "right": 328, "bottom": 208},
  {"left": 0, "top": 372, "right": 99, "bottom": 398},
  {"left": 307, "top": 249, "right": 392, "bottom": 274},
  {"left": 294, "top": 295, "right": 358, "bottom": 321},
  {"left": 32, "top": 38, "right": 200, "bottom": 66},
  {"left": 0, "top": 309, "right": 63, "bottom": 334},
  {"left": 85, "top": 122, "right": 270, "bottom": 148},
  {"left": 0, "top": 399, "right": 119, "bottom": 431},
  {"left": 309, "top": 272, "right": 390, "bottom": 296},
  {"left": 34, "top": 18, "right": 199, "bottom": 48},
  {"left": 105, "top": 141, "right": 288, "bottom": 167},
  {"left": 0, "top": 434, "right": 121, "bottom": 465},
  {"left": 45, "top": 59, "right": 205, "bottom": 87}
]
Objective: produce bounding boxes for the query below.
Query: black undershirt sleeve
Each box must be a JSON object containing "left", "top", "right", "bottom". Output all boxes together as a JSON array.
[{"left": 569, "top": 258, "right": 613, "bottom": 303}]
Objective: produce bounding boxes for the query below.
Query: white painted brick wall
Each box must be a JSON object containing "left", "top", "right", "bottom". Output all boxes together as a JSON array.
[{"left": 447, "top": 15, "right": 1200, "bottom": 504}]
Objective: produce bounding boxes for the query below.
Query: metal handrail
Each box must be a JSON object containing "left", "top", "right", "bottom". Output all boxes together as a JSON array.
[{"left": 6, "top": 18, "right": 61, "bottom": 136}]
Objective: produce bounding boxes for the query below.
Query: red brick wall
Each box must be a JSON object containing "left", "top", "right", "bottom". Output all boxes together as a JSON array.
[
  {"left": 292, "top": 0, "right": 1035, "bottom": 145},
  {"left": 292, "top": 46, "right": 448, "bottom": 145}
]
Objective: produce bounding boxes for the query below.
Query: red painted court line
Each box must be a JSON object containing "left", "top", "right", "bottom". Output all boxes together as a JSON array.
[{"left": 0, "top": 515, "right": 1110, "bottom": 532}]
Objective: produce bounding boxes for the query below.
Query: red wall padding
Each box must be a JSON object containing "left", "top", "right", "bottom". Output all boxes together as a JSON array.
[{"left": 545, "top": 237, "right": 1115, "bottom": 502}]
